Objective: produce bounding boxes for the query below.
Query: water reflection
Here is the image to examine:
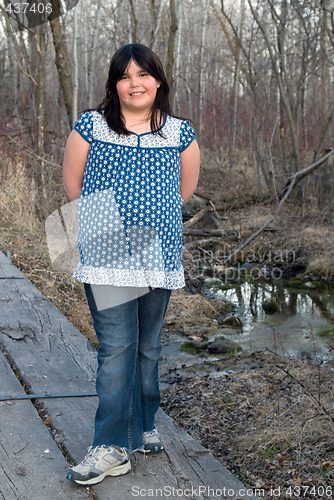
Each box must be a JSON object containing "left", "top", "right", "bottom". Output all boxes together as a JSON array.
[{"left": 203, "top": 278, "right": 334, "bottom": 363}]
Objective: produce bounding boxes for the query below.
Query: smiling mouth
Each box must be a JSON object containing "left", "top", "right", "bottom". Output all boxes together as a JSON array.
[{"left": 130, "top": 91, "right": 145, "bottom": 96}]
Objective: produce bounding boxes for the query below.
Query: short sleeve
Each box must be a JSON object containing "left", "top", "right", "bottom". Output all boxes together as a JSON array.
[
  {"left": 73, "top": 112, "right": 94, "bottom": 144},
  {"left": 179, "top": 120, "right": 196, "bottom": 152}
]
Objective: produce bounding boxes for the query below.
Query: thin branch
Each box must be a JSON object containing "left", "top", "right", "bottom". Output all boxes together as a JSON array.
[
  {"left": 224, "top": 148, "right": 334, "bottom": 263},
  {"left": 6, "top": 135, "right": 62, "bottom": 170}
]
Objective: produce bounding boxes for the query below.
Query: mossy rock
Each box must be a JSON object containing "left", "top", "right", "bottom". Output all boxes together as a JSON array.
[
  {"left": 262, "top": 299, "right": 279, "bottom": 314},
  {"left": 222, "top": 315, "right": 243, "bottom": 327},
  {"left": 181, "top": 340, "right": 206, "bottom": 355},
  {"left": 207, "top": 336, "right": 242, "bottom": 355}
]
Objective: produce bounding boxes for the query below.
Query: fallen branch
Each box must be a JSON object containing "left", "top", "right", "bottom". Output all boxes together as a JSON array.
[
  {"left": 183, "top": 197, "right": 241, "bottom": 242},
  {"left": 183, "top": 229, "right": 226, "bottom": 237},
  {"left": 183, "top": 208, "right": 209, "bottom": 229},
  {"left": 224, "top": 148, "right": 334, "bottom": 263},
  {"left": 6, "top": 135, "right": 62, "bottom": 170}
]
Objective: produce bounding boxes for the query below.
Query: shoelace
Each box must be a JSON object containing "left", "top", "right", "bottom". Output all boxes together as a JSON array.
[
  {"left": 80, "top": 445, "right": 108, "bottom": 465},
  {"left": 143, "top": 430, "right": 156, "bottom": 438},
  {"left": 80, "top": 445, "right": 127, "bottom": 465}
]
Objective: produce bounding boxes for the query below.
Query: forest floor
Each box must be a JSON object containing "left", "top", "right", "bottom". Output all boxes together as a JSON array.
[{"left": 1, "top": 156, "right": 334, "bottom": 499}]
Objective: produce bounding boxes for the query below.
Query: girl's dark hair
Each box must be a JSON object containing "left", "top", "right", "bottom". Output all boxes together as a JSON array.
[{"left": 96, "top": 44, "right": 173, "bottom": 136}]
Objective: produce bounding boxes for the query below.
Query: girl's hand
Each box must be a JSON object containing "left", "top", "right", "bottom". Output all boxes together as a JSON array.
[
  {"left": 180, "top": 140, "right": 200, "bottom": 204},
  {"left": 63, "top": 131, "right": 90, "bottom": 201}
]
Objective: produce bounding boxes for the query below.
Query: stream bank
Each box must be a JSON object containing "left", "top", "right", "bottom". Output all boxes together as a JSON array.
[{"left": 159, "top": 284, "right": 334, "bottom": 498}]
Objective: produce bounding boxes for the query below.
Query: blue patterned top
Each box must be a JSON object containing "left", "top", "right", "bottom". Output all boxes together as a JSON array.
[{"left": 72, "top": 111, "right": 196, "bottom": 288}]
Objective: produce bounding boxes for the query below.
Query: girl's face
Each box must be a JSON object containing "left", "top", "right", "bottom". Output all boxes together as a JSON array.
[{"left": 116, "top": 59, "right": 160, "bottom": 116}]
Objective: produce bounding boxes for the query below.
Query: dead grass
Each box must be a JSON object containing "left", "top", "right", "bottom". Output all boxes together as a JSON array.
[
  {"left": 306, "top": 256, "right": 334, "bottom": 279},
  {"left": 301, "top": 227, "right": 330, "bottom": 239},
  {"left": 162, "top": 351, "right": 334, "bottom": 496},
  {"left": 198, "top": 147, "right": 270, "bottom": 205},
  {"left": 167, "top": 289, "right": 220, "bottom": 321},
  {"left": 0, "top": 155, "right": 39, "bottom": 232}
]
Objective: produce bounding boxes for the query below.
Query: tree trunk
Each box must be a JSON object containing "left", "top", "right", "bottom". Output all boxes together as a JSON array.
[
  {"left": 198, "top": 0, "right": 210, "bottom": 139},
  {"left": 229, "top": 0, "right": 245, "bottom": 168},
  {"left": 129, "top": 0, "right": 138, "bottom": 43},
  {"left": 248, "top": 0, "right": 301, "bottom": 174},
  {"left": 173, "top": 0, "right": 182, "bottom": 114},
  {"left": 72, "top": 5, "right": 78, "bottom": 123},
  {"left": 1, "top": 5, "right": 26, "bottom": 125},
  {"left": 87, "top": 4, "right": 101, "bottom": 108},
  {"left": 34, "top": 21, "right": 47, "bottom": 214},
  {"left": 48, "top": 0, "right": 73, "bottom": 129},
  {"left": 150, "top": 0, "right": 166, "bottom": 50},
  {"left": 166, "top": 0, "right": 178, "bottom": 98}
]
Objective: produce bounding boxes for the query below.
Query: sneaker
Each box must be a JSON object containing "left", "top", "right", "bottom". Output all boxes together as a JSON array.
[
  {"left": 66, "top": 445, "right": 131, "bottom": 485},
  {"left": 138, "top": 428, "right": 163, "bottom": 453}
]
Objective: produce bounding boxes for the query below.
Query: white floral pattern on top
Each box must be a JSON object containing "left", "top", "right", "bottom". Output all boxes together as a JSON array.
[{"left": 72, "top": 111, "right": 196, "bottom": 288}]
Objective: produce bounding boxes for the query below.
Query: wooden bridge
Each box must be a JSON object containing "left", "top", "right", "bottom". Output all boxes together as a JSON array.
[{"left": 0, "top": 251, "right": 259, "bottom": 500}]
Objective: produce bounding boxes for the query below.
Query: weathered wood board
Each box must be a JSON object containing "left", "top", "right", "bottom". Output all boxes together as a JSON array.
[
  {"left": 0, "top": 350, "right": 90, "bottom": 500},
  {"left": 0, "top": 252, "right": 98, "bottom": 461},
  {"left": 93, "top": 408, "right": 259, "bottom": 500},
  {"left": 0, "top": 252, "right": 259, "bottom": 500}
]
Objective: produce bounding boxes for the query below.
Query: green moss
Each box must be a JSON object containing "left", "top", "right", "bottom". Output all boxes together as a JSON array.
[
  {"left": 223, "top": 315, "right": 243, "bottom": 327},
  {"left": 318, "top": 324, "right": 334, "bottom": 337},
  {"left": 262, "top": 299, "right": 279, "bottom": 314},
  {"left": 181, "top": 341, "right": 205, "bottom": 355},
  {"left": 287, "top": 277, "right": 306, "bottom": 288}
]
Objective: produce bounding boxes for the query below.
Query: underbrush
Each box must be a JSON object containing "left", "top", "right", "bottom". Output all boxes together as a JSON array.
[
  {"left": 161, "top": 350, "right": 334, "bottom": 498},
  {"left": 0, "top": 155, "right": 39, "bottom": 233}
]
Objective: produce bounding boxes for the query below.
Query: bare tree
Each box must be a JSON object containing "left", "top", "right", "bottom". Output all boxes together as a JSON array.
[
  {"left": 198, "top": 0, "right": 210, "bottom": 138},
  {"left": 72, "top": 4, "right": 78, "bottom": 124},
  {"left": 1, "top": 0, "right": 333, "bottom": 208},
  {"left": 48, "top": 0, "right": 73, "bottom": 128},
  {"left": 128, "top": 0, "right": 138, "bottom": 42},
  {"left": 166, "top": 0, "right": 178, "bottom": 94},
  {"left": 229, "top": 0, "right": 245, "bottom": 168},
  {"left": 87, "top": 4, "right": 101, "bottom": 108}
]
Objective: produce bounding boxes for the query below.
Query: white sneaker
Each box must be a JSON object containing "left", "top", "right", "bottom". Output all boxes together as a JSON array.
[
  {"left": 138, "top": 428, "right": 163, "bottom": 453},
  {"left": 67, "top": 445, "right": 131, "bottom": 485}
]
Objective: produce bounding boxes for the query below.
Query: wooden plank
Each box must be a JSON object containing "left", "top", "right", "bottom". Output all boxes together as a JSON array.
[
  {"left": 0, "top": 252, "right": 25, "bottom": 279},
  {"left": 0, "top": 350, "right": 90, "bottom": 500},
  {"left": 93, "top": 408, "right": 259, "bottom": 500},
  {"left": 0, "top": 253, "right": 98, "bottom": 461},
  {"left": 0, "top": 252, "right": 259, "bottom": 499}
]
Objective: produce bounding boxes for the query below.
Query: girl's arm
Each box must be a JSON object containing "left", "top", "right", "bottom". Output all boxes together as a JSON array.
[
  {"left": 63, "top": 130, "right": 90, "bottom": 201},
  {"left": 180, "top": 140, "right": 200, "bottom": 204}
]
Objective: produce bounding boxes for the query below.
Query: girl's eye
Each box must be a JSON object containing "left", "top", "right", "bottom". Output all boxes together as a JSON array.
[
  {"left": 140, "top": 72, "right": 148, "bottom": 77},
  {"left": 120, "top": 75, "right": 128, "bottom": 80}
]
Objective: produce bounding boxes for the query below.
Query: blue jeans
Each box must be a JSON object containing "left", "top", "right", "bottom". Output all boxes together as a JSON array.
[{"left": 84, "top": 284, "right": 171, "bottom": 452}]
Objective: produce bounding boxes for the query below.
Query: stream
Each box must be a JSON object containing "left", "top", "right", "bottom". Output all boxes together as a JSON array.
[{"left": 202, "top": 275, "right": 334, "bottom": 364}]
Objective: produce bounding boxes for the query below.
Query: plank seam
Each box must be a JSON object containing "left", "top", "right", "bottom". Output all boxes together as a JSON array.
[
  {"left": 0, "top": 341, "right": 75, "bottom": 467},
  {"left": 0, "top": 392, "right": 98, "bottom": 401}
]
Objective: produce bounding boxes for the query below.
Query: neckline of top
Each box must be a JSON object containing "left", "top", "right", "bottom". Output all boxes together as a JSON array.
[{"left": 128, "top": 113, "right": 167, "bottom": 137}]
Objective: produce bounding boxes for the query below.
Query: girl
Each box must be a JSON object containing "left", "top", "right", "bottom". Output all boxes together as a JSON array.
[{"left": 63, "top": 43, "right": 200, "bottom": 486}]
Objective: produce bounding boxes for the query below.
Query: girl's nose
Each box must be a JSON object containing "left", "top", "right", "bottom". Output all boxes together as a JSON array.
[{"left": 130, "top": 78, "right": 139, "bottom": 87}]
